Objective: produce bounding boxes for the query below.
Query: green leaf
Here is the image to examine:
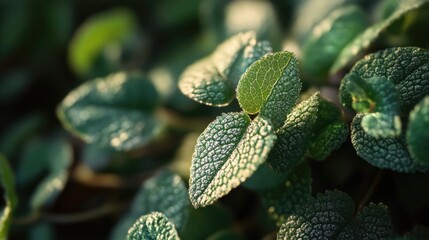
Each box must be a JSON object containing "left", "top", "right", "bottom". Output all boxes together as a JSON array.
[
  {"left": 268, "top": 92, "right": 347, "bottom": 172},
  {"left": 57, "top": 71, "right": 163, "bottom": 151},
  {"left": 0, "top": 154, "right": 17, "bottom": 240},
  {"left": 68, "top": 7, "right": 138, "bottom": 76},
  {"left": 260, "top": 162, "right": 312, "bottom": 226},
  {"left": 111, "top": 170, "right": 189, "bottom": 239},
  {"left": 29, "top": 139, "right": 73, "bottom": 210},
  {"left": 332, "top": 0, "right": 429, "bottom": 72},
  {"left": 351, "top": 114, "right": 428, "bottom": 172},
  {"left": 237, "top": 51, "right": 301, "bottom": 129},
  {"left": 301, "top": 5, "right": 367, "bottom": 78},
  {"left": 189, "top": 112, "right": 276, "bottom": 208},
  {"left": 277, "top": 190, "right": 355, "bottom": 240},
  {"left": 341, "top": 73, "right": 402, "bottom": 138},
  {"left": 126, "top": 212, "right": 179, "bottom": 240},
  {"left": 406, "top": 96, "right": 429, "bottom": 165},
  {"left": 179, "top": 31, "right": 272, "bottom": 107},
  {"left": 337, "top": 203, "right": 392, "bottom": 240}
]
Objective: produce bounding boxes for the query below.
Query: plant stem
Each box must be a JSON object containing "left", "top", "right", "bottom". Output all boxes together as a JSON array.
[{"left": 357, "top": 169, "right": 384, "bottom": 212}]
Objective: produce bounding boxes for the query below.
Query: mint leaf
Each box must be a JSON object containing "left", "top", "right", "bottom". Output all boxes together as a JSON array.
[
  {"left": 57, "top": 72, "right": 164, "bottom": 151},
  {"left": 236, "top": 51, "right": 301, "bottom": 129},
  {"left": 332, "top": 0, "right": 429, "bottom": 72},
  {"left": 277, "top": 191, "right": 355, "bottom": 240},
  {"left": 189, "top": 112, "right": 276, "bottom": 208},
  {"left": 0, "top": 154, "right": 17, "bottom": 240},
  {"left": 111, "top": 170, "right": 189, "bottom": 239},
  {"left": 260, "top": 162, "right": 312, "bottom": 226},
  {"left": 268, "top": 93, "right": 347, "bottom": 172},
  {"left": 351, "top": 114, "right": 428, "bottom": 172},
  {"left": 301, "top": 5, "right": 367, "bottom": 78},
  {"left": 406, "top": 96, "right": 429, "bottom": 165},
  {"left": 29, "top": 140, "right": 73, "bottom": 210},
  {"left": 179, "top": 32, "right": 272, "bottom": 107},
  {"left": 69, "top": 7, "right": 138, "bottom": 76},
  {"left": 126, "top": 212, "right": 179, "bottom": 240}
]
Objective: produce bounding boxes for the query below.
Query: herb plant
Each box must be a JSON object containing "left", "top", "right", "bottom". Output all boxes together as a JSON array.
[{"left": 1, "top": 0, "right": 429, "bottom": 239}]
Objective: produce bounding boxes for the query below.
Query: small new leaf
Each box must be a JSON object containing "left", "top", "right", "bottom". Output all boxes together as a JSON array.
[
  {"left": 57, "top": 72, "right": 163, "bottom": 151},
  {"left": 236, "top": 51, "right": 301, "bottom": 129},
  {"left": 406, "top": 96, "right": 429, "bottom": 165},
  {"left": 189, "top": 112, "right": 276, "bottom": 208},
  {"left": 332, "top": 0, "right": 429, "bottom": 72},
  {"left": 127, "top": 212, "right": 179, "bottom": 240},
  {"left": 341, "top": 74, "right": 402, "bottom": 138},
  {"left": 268, "top": 92, "right": 347, "bottom": 172},
  {"left": 179, "top": 32, "right": 272, "bottom": 106},
  {"left": 0, "top": 154, "right": 17, "bottom": 240}
]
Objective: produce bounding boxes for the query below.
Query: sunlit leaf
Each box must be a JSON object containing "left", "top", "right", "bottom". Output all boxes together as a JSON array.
[
  {"left": 189, "top": 112, "right": 276, "bottom": 208},
  {"left": 126, "top": 212, "right": 179, "bottom": 240}
]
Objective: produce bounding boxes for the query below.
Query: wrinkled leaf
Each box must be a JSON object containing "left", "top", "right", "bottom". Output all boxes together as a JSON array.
[
  {"left": 351, "top": 114, "right": 428, "bottom": 172},
  {"left": 69, "top": 7, "right": 138, "bottom": 76},
  {"left": 189, "top": 112, "right": 276, "bottom": 208},
  {"left": 237, "top": 51, "right": 301, "bottom": 129},
  {"left": 332, "top": 0, "right": 429, "bottom": 72},
  {"left": 337, "top": 203, "right": 392, "bottom": 240},
  {"left": 0, "top": 154, "right": 17, "bottom": 240},
  {"left": 29, "top": 139, "right": 72, "bottom": 210},
  {"left": 268, "top": 93, "right": 347, "bottom": 172},
  {"left": 406, "top": 96, "right": 429, "bottom": 165},
  {"left": 277, "top": 191, "right": 355, "bottom": 240},
  {"left": 179, "top": 32, "right": 272, "bottom": 107},
  {"left": 302, "top": 5, "right": 367, "bottom": 78},
  {"left": 126, "top": 212, "right": 179, "bottom": 240},
  {"left": 57, "top": 72, "right": 163, "bottom": 151}
]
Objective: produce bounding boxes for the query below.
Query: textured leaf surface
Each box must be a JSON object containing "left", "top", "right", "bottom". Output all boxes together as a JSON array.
[
  {"left": 29, "top": 140, "right": 73, "bottom": 210},
  {"left": 351, "top": 114, "right": 427, "bottom": 173},
  {"left": 126, "top": 212, "right": 179, "bottom": 240},
  {"left": 407, "top": 96, "right": 429, "bottom": 165},
  {"left": 277, "top": 191, "right": 355, "bottom": 240},
  {"left": 58, "top": 72, "right": 163, "bottom": 151},
  {"left": 332, "top": 0, "right": 429, "bottom": 72},
  {"left": 260, "top": 162, "right": 312, "bottom": 226},
  {"left": 189, "top": 112, "right": 276, "bottom": 208},
  {"left": 69, "top": 7, "right": 137, "bottom": 76},
  {"left": 0, "top": 154, "right": 17, "bottom": 240},
  {"left": 302, "top": 5, "right": 367, "bottom": 77},
  {"left": 111, "top": 170, "right": 189, "bottom": 239},
  {"left": 337, "top": 203, "right": 392, "bottom": 240},
  {"left": 237, "top": 51, "right": 301, "bottom": 129},
  {"left": 179, "top": 32, "right": 271, "bottom": 106},
  {"left": 268, "top": 93, "right": 347, "bottom": 172}
]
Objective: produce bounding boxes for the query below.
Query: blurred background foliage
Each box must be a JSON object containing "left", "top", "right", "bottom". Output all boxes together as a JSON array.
[{"left": 1, "top": 0, "right": 429, "bottom": 239}]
